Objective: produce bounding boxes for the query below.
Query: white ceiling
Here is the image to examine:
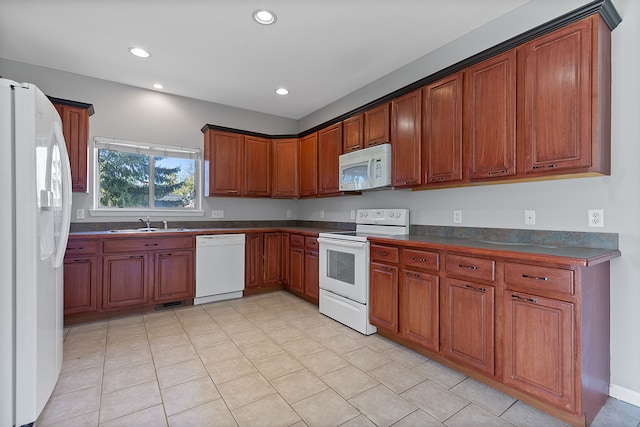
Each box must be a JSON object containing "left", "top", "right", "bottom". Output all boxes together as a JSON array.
[{"left": 0, "top": 0, "right": 532, "bottom": 120}]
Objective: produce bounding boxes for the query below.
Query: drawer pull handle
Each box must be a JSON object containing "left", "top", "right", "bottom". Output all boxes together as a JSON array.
[
  {"left": 144, "top": 243, "right": 159, "bottom": 246},
  {"left": 458, "top": 264, "right": 478, "bottom": 270},
  {"left": 487, "top": 169, "right": 508, "bottom": 176},
  {"left": 130, "top": 256, "right": 144, "bottom": 259},
  {"left": 72, "top": 259, "right": 85, "bottom": 263},
  {"left": 522, "top": 274, "right": 548, "bottom": 281},
  {"left": 411, "top": 257, "right": 427, "bottom": 262},
  {"left": 465, "top": 284, "right": 486, "bottom": 292},
  {"left": 406, "top": 272, "right": 420, "bottom": 278},
  {"left": 512, "top": 294, "right": 537, "bottom": 303},
  {"left": 377, "top": 251, "right": 389, "bottom": 256},
  {"left": 160, "top": 253, "right": 173, "bottom": 257},
  {"left": 532, "top": 163, "right": 558, "bottom": 170},
  {"left": 68, "top": 247, "right": 84, "bottom": 251},
  {"left": 381, "top": 267, "right": 394, "bottom": 272}
]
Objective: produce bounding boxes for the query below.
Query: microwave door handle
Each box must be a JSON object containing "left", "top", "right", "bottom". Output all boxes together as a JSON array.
[{"left": 368, "top": 158, "right": 375, "bottom": 182}]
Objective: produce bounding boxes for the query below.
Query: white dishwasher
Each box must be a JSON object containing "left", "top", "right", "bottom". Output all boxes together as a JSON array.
[{"left": 195, "top": 234, "right": 245, "bottom": 305}]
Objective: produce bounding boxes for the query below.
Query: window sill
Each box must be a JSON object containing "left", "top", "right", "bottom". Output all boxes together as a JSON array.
[{"left": 89, "top": 209, "right": 205, "bottom": 217}]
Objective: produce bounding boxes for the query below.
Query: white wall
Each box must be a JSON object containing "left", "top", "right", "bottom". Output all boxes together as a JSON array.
[
  {"left": 0, "top": 58, "right": 299, "bottom": 223},
  {"left": 298, "top": 0, "right": 640, "bottom": 406}
]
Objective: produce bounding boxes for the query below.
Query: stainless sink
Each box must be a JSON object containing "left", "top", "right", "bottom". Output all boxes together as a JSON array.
[{"left": 109, "top": 228, "right": 189, "bottom": 233}]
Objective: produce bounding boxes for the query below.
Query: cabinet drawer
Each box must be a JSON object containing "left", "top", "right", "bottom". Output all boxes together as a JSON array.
[
  {"left": 103, "top": 237, "right": 193, "bottom": 253},
  {"left": 505, "top": 263, "right": 574, "bottom": 296},
  {"left": 290, "top": 234, "right": 305, "bottom": 247},
  {"left": 446, "top": 254, "right": 495, "bottom": 282},
  {"left": 370, "top": 244, "right": 400, "bottom": 263},
  {"left": 402, "top": 248, "right": 439, "bottom": 272},
  {"left": 65, "top": 239, "right": 98, "bottom": 256},
  {"left": 305, "top": 236, "right": 319, "bottom": 250}
]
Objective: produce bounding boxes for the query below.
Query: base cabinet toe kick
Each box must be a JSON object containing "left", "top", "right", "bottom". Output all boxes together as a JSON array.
[{"left": 366, "top": 239, "right": 619, "bottom": 427}]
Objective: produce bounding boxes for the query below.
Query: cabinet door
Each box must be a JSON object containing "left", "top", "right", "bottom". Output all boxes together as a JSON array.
[
  {"left": 304, "top": 250, "right": 319, "bottom": 303},
  {"left": 54, "top": 103, "right": 90, "bottom": 192},
  {"left": 245, "top": 233, "right": 263, "bottom": 289},
  {"left": 272, "top": 139, "right": 299, "bottom": 198},
  {"left": 465, "top": 51, "right": 516, "bottom": 180},
  {"left": 63, "top": 257, "right": 98, "bottom": 315},
  {"left": 343, "top": 114, "right": 363, "bottom": 153},
  {"left": 102, "top": 254, "right": 150, "bottom": 309},
  {"left": 504, "top": 292, "right": 575, "bottom": 411},
  {"left": 423, "top": 72, "right": 463, "bottom": 184},
  {"left": 400, "top": 269, "right": 439, "bottom": 351},
  {"left": 318, "top": 123, "right": 343, "bottom": 195},
  {"left": 264, "top": 232, "right": 282, "bottom": 285},
  {"left": 289, "top": 247, "right": 305, "bottom": 293},
  {"left": 299, "top": 133, "right": 318, "bottom": 197},
  {"left": 442, "top": 278, "right": 495, "bottom": 376},
  {"left": 245, "top": 136, "right": 272, "bottom": 197},
  {"left": 281, "top": 233, "right": 290, "bottom": 286},
  {"left": 204, "top": 130, "right": 244, "bottom": 196},
  {"left": 519, "top": 17, "right": 593, "bottom": 174},
  {"left": 154, "top": 250, "right": 194, "bottom": 302},
  {"left": 391, "top": 89, "right": 422, "bottom": 187},
  {"left": 364, "top": 102, "right": 390, "bottom": 147},
  {"left": 369, "top": 262, "right": 399, "bottom": 332}
]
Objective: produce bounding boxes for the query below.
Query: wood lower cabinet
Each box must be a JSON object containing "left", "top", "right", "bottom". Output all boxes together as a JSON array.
[
  {"left": 400, "top": 269, "right": 439, "bottom": 351},
  {"left": 154, "top": 250, "right": 194, "bottom": 302},
  {"left": 317, "top": 123, "right": 342, "bottom": 195},
  {"left": 369, "top": 261, "right": 399, "bottom": 333},
  {"left": 391, "top": 89, "right": 422, "bottom": 187},
  {"left": 102, "top": 253, "right": 150, "bottom": 309},
  {"left": 304, "top": 249, "right": 319, "bottom": 302},
  {"left": 299, "top": 133, "right": 318, "bottom": 197},
  {"left": 289, "top": 246, "right": 305, "bottom": 294},
  {"left": 204, "top": 129, "right": 244, "bottom": 196},
  {"left": 264, "top": 232, "right": 282, "bottom": 285},
  {"left": 287, "top": 234, "right": 319, "bottom": 304},
  {"left": 64, "top": 256, "right": 98, "bottom": 315},
  {"left": 245, "top": 233, "right": 264, "bottom": 289},
  {"left": 272, "top": 139, "right": 298, "bottom": 198},
  {"left": 245, "top": 232, "right": 282, "bottom": 292},
  {"left": 281, "top": 232, "right": 290, "bottom": 286}
]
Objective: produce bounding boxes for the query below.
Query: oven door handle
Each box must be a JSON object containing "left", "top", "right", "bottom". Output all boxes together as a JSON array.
[{"left": 317, "top": 237, "right": 367, "bottom": 249}]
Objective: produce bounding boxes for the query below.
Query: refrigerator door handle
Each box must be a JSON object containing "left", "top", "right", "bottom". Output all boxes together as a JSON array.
[{"left": 52, "top": 121, "right": 72, "bottom": 269}]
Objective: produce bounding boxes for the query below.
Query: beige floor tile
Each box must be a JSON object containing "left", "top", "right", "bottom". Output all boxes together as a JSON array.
[
  {"left": 37, "top": 409, "right": 99, "bottom": 427},
  {"left": 161, "top": 376, "right": 221, "bottom": 416},
  {"left": 362, "top": 334, "right": 397, "bottom": 352},
  {"left": 52, "top": 365, "right": 103, "bottom": 396},
  {"left": 339, "top": 414, "right": 377, "bottom": 427},
  {"left": 591, "top": 405, "right": 639, "bottom": 427},
  {"left": 177, "top": 312, "right": 214, "bottom": 327},
  {"left": 219, "top": 319, "right": 256, "bottom": 334},
  {"left": 182, "top": 320, "right": 221, "bottom": 336},
  {"left": 145, "top": 323, "right": 185, "bottom": 339},
  {"left": 64, "top": 331, "right": 107, "bottom": 347},
  {"left": 321, "top": 333, "right": 366, "bottom": 355},
  {"left": 99, "top": 380, "right": 162, "bottom": 423},
  {"left": 229, "top": 328, "right": 270, "bottom": 348},
  {"left": 204, "top": 305, "right": 245, "bottom": 322},
  {"left": 67, "top": 320, "right": 109, "bottom": 333},
  {"left": 265, "top": 325, "right": 307, "bottom": 344},
  {"left": 61, "top": 349, "right": 105, "bottom": 374},
  {"left": 106, "top": 332, "right": 150, "bottom": 351},
  {"left": 108, "top": 314, "right": 144, "bottom": 327},
  {"left": 400, "top": 379, "right": 469, "bottom": 422},
  {"left": 252, "top": 352, "right": 305, "bottom": 380},
  {"left": 501, "top": 401, "right": 571, "bottom": 427},
  {"left": 217, "top": 372, "right": 276, "bottom": 410},
  {"left": 446, "top": 403, "right": 513, "bottom": 427},
  {"left": 383, "top": 345, "right": 430, "bottom": 369},
  {"left": 148, "top": 332, "right": 192, "bottom": 352},
  {"left": 229, "top": 300, "right": 266, "bottom": 315},
  {"left": 368, "top": 361, "right": 425, "bottom": 393},
  {"left": 299, "top": 349, "right": 349, "bottom": 376},
  {"left": 392, "top": 409, "right": 444, "bottom": 426},
  {"left": 156, "top": 358, "right": 208, "bottom": 389},
  {"left": 151, "top": 343, "right": 199, "bottom": 368},
  {"left": 102, "top": 361, "right": 157, "bottom": 394},
  {"left": 293, "top": 389, "right": 360, "bottom": 426},
  {"left": 255, "top": 317, "right": 290, "bottom": 331},
  {"left": 205, "top": 355, "right": 258, "bottom": 385},
  {"left": 168, "top": 399, "right": 237, "bottom": 427},
  {"left": 342, "top": 346, "right": 392, "bottom": 372},
  {"left": 244, "top": 310, "right": 279, "bottom": 325},
  {"left": 349, "top": 384, "right": 417, "bottom": 427},
  {"left": 100, "top": 404, "right": 168, "bottom": 427},
  {"left": 232, "top": 394, "right": 301, "bottom": 427},
  {"left": 411, "top": 360, "right": 467, "bottom": 389},
  {"left": 450, "top": 377, "right": 516, "bottom": 415},
  {"left": 197, "top": 340, "right": 243, "bottom": 365},
  {"left": 107, "top": 323, "right": 147, "bottom": 340},
  {"left": 143, "top": 310, "right": 179, "bottom": 327},
  {"left": 287, "top": 313, "right": 326, "bottom": 330},
  {"left": 270, "top": 368, "right": 328, "bottom": 404},
  {"left": 281, "top": 336, "right": 326, "bottom": 358},
  {"left": 104, "top": 345, "right": 152, "bottom": 373},
  {"left": 321, "top": 365, "right": 379, "bottom": 399},
  {"left": 304, "top": 323, "right": 344, "bottom": 341},
  {"left": 188, "top": 330, "right": 231, "bottom": 350},
  {"left": 241, "top": 339, "right": 285, "bottom": 361},
  {"left": 37, "top": 384, "right": 101, "bottom": 425}
]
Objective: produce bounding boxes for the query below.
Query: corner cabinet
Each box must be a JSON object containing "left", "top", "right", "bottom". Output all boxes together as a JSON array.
[
  {"left": 203, "top": 129, "right": 244, "bottom": 196},
  {"left": 244, "top": 135, "right": 272, "bottom": 197},
  {"left": 51, "top": 98, "right": 94, "bottom": 193}
]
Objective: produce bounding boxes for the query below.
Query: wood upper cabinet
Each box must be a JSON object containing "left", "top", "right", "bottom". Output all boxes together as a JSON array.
[
  {"left": 204, "top": 129, "right": 244, "bottom": 196},
  {"left": 52, "top": 99, "right": 93, "bottom": 193},
  {"left": 400, "top": 269, "right": 439, "bottom": 351},
  {"left": 343, "top": 114, "right": 364, "bottom": 153},
  {"left": 272, "top": 138, "right": 298, "bottom": 198},
  {"left": 364, "top": 102, "right": 390, "bottom": 147},
  {"left": 391, "top": 89, "right": 422, "bottom": 187},
  {"left": 370, "top": 261, "right": 399, "bottom": 332},
  {"left": 504, "top": 292, "right": 575, "bottom": 411},
  {"left": 299, "top": 133, "right": 318, "bottom": 197},
  {"left": 465, "top": 51, "right": 516, "bottom": 180},
  {"left": 244, "top": 135, "right": 271, "bottom": 197},
  {"left": 154, "top": 250, "right": 194, "bottom": 302},
  {"left": 518, "top": 15, "right": 609, "bottom": 175},
  {"left": 422, "top": 72, "right": 463, "bottom": 184},
  {"left": 317, "top": 123, "right": 343, "bottom": 195}
]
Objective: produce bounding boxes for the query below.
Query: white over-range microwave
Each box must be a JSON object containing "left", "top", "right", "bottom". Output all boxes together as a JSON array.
[{"left": 339, "top": 143, "right": 392, "bottom": 191}]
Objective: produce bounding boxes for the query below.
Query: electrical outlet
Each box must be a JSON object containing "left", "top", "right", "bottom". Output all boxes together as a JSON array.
[
  {"left": 76, "top": 209, "right": 85, "bottom": 219},
  {"left": 350, "top": 210, "right": 356, "bottom": 220},
  {"left": 453, "top": 210, "right": 462, "bottom": 224},
  {"left": 211, "top": 210, "right": 224, "bottom": 219},
  {"left": 588, "top": 209, "right": 604, "bottom": 227},
  {"left": 524, "top": 210, "right": 536, "bottom": 225},
  {"left": 286, "top": 209, "right": 292, "bottom": 218},
  {"left": 320, "top": 210, "right": 325, "bottom": 219}
]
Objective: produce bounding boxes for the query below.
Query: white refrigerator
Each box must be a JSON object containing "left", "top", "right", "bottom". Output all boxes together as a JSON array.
[{"left": 0, "top": 79, "right": 72, "bottom": 426}]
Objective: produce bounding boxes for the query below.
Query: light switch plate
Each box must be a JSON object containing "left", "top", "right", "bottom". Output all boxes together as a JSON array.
[
  {"left": 524, "top": 210, "right": 536, "bottom": 225},
  {"left": 211, "top": 210, "right": 224, "bottom": 219}
]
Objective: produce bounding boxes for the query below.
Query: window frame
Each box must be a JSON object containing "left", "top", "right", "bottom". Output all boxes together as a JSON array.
[{"left": 90, "top": 137, "right": 204, "bottom": 217}]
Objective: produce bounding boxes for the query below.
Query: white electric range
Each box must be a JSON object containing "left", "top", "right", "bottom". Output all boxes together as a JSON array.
[{"left": 317, "top": 209, "right": 409, "bottom": 335}]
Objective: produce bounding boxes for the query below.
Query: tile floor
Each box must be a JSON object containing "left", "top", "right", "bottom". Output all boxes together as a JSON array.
[{"left": 38, "top": 291, "right": 640, "bottom": 427}]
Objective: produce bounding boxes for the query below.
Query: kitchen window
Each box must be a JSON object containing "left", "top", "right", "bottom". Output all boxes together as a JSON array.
[{"left": 92, "top": 137, "right": 203, "bottom": 215}]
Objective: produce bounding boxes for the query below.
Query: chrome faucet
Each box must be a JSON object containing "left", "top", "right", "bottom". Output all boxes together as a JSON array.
[{"left": 137, "top": 216, "right": 151, "bottom": 228}]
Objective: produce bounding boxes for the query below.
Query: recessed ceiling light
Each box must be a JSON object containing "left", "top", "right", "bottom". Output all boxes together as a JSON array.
[
  {"left": 153, "top": 83, "right": 163, "bottom": 89},
  {"left": 253, "top": 9, "right": 277, "bottom": 25},
  {"left": 275, "top": 88, "right": 289, "bottom": 95},
  {"left": 129, "top": 47, "right": 151, "bottom": 58}
]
